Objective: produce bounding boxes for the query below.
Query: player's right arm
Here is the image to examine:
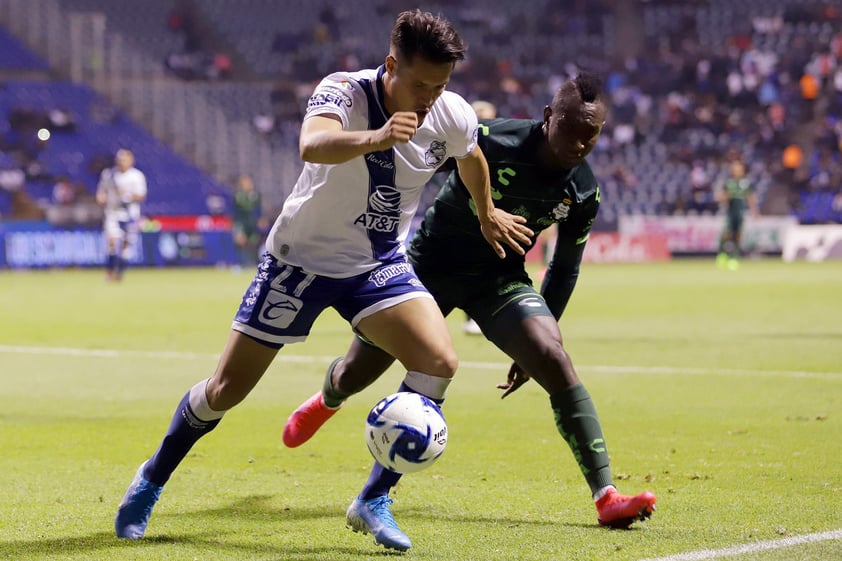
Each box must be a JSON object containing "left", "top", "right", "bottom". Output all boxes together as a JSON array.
[{"left": 299, "top": 112, "right": 419, "bottom": 165}]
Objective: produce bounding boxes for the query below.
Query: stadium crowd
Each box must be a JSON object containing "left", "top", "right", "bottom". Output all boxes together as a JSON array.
[{"left": 1, "top": 0, "right": 841, "bottom": 226}]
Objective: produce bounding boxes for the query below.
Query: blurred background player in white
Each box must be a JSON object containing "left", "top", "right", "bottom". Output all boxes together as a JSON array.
[
  {"left": 463, "top": 99, "right": 498, "bottom": 335},
  {"left": 95, "top": 148, "right": 147, "bottom": 281},
  {"left": 113, "top": 9, "right": 531, "bottom": 546}
]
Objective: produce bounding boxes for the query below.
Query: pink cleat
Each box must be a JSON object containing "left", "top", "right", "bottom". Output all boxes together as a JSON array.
[
  {"left": 282, "top": 391, "right": 343, "bottom": 448},
  {"left": 596, "top": 488, "right": 657, "bottom": 529}
]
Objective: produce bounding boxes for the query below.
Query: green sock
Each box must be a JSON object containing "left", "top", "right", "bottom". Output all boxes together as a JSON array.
[
  {"left": 321, "top": 358, "right": 348, "bottom": 408},
  {"left": 550, "top": 383, "right": 613, "bottom": 495}
]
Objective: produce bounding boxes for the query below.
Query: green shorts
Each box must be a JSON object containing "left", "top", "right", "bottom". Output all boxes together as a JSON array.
[{"left": 416, "top": 266, "right": 554, "bottom": 349}]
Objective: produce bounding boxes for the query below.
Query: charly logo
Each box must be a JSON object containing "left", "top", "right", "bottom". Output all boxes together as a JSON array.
[
  {"left": 355, "top": 186, "right": 401, "bottom": 232},
  {"left": 518, "top": 297, "right": 543, "bottom": 308},
  {"left": 369, "top": 262, "right": 412, "bottom": 287},
  {"left": 424, "top": 140, "right": 447, "bottom": 167},
  {"left": 259, "top": 290, "right": 303, "bottom": 328}
]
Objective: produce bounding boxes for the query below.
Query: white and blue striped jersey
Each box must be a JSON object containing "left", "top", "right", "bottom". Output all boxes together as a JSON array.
[
  {"left": 266, "top": 66, "right": 479, "bottom": 278},
  {"left": 96, "top": 166, "right": 147, "bottom": 223}
]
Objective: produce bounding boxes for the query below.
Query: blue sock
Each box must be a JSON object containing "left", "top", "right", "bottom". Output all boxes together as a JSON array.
[
  {"left": 359, "top": 381, "right": 445, "bottom": 500},
  {"left": 142, "top": 389, "right": 222, "bottom": 486}
]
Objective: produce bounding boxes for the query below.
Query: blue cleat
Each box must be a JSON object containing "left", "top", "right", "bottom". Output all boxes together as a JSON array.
[
  {"left": 114, "top": 461, "right": 163, "bottom": 539},
  {"left": 346, "top": 496, "right": 412, "bottom": 551}
]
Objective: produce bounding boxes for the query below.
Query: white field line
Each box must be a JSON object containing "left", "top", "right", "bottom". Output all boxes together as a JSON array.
[
  {"left": 639, "top": 528, "right": 842, "bottom": 561},
  {"left": 1, "top": 345, "right": 841, "bottom": 380}
]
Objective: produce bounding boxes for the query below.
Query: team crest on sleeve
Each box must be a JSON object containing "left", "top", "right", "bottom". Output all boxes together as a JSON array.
[
  {"left": 307, "top": 86, "right": 353, "bottom": 112},
  {"left": 552, "top": 199, "right": 572, "bottom": 221},
  {"left": 424, "top": 140, "right": 447, "bottom": 167}
]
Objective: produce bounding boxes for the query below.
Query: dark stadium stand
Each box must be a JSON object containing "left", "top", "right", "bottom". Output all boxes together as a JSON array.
[{"left": 1, "top": 0, "right": 840, "bottom": 240}]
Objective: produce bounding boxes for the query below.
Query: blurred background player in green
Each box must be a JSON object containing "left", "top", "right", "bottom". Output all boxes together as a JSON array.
[
  {"left": 230, "top": 174, "right": 266, "bottom": 269},
  {"left": 716, "top": 160, "right": 758, "bottom": 270}
]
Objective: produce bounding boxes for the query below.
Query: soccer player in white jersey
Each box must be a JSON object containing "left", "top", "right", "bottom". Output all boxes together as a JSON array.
[
  {"left": 114, "top": 10, "right": 532, "bottom": 543},
  {"left": 95, "top": 149, "right": 146, "bottom": 281}
]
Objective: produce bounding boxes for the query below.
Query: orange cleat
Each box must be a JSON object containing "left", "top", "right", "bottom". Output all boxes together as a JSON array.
[
  {"left": 282, "top": 391, "right": 343, "bottom": 448},
  {"left": 596, "top": 488, "right": 657, "bottom": 529}
]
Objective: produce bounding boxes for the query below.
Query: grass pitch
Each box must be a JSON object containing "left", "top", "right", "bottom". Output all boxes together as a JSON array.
[{"left": 0, "top": 259, "right": 840, "bottom": 561}]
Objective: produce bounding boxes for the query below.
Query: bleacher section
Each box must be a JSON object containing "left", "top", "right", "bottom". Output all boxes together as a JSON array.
[
  {"left": 0, "top": 27, "right": 49, "bottom": 71},
  {"left": 0, "top": 28, "right": 231, "bottom": 219},
  {"left": 2, "top": 0, "right": 840, "bottom": 230}
]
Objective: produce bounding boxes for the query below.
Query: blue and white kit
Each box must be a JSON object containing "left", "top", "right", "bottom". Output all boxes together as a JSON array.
[{"left": 233, "top": 65, "right": 479, "bottom": 345}]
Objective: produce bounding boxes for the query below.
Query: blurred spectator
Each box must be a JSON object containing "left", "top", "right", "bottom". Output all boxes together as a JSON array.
[
  {"left": 0, "top": 166, "right": 25, "bottom": 192},
  {"left": 47, "top": 108, "right": 76, "bottom": 132},
  {"left": 52, "top": 175, "right": 75, "bottom": 206}
]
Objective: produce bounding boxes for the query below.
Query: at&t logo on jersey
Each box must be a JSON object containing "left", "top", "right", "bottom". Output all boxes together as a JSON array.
[{"left": 354, "top": 186, "right": 401, "bottom": 233}]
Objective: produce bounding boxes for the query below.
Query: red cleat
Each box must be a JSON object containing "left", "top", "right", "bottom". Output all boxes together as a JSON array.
[
  {"left": 282, "top": 391, "right": 343, "bottom": 448},
  {"left": 596, "top": 488, "right": 657, "bottom": 529}
]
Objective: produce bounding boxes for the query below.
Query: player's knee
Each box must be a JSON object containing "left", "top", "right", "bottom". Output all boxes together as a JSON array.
[
  {"left": 205, "top": 374, "right": 248, "bottom": 411},
  {"left": 427, "top": 347, "right": 458, "bottom": 378},
  {"left": 530, "top": 341, "right": 577, "bottom": 384}
]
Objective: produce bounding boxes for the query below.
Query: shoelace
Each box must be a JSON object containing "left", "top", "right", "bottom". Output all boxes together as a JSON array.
[{"left": 367, "top": 497, "right": 398, "bottom": 529}]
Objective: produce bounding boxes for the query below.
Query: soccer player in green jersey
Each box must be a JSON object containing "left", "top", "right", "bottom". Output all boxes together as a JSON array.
[
  {"left": 716, "top": 160, "right": 759, "bottom": 270},
  {"left": 284, "top": 72, "right": 656, "bottom": 550}
]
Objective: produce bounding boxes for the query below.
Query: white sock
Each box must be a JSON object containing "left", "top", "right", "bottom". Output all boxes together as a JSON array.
[
  {"left": 403, "top": 370, "right": 451, "bottom": 401},
  {"left": 188, "top": 378, "right": 226, "bottom": 421},
  {"left": 593, "top": 485, "right": 616, "bottom": 502}
]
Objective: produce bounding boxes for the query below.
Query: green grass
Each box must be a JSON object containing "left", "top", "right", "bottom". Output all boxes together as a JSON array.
[{"left": 0, "top": 259, "right": 840, "bottom": 561}]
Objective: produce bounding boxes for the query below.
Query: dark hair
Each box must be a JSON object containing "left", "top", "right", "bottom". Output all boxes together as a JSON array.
[
  {"left": 553, "top": 71, "right": 605, "bottom": 111},
  {"left": 573, "top": 72, "right": 604, "bottom": 103},
  {"left": 390, "top": 10, "right": 466, "bottom": 65}
]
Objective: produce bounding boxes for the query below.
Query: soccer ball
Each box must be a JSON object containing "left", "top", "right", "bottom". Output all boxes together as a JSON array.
[{"left": 365, "top": 392, "right": 448, "bottom": 474}]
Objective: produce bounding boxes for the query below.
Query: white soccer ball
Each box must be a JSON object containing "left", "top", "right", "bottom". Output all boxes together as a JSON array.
[{"left": 365, "top": 392, "right": 448, "bottom": 474}]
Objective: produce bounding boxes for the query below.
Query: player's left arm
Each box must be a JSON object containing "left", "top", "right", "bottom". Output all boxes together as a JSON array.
[{"left": 541, "top": 195, "right": 598, "bottom": 320}]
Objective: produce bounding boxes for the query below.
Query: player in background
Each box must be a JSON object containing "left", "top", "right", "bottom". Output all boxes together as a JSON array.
[
  {"left": 95, "top": 148, "right": 147, "bottom": 281},
  {"left": 284, "top": 73, "right": 656, "bottom": 550},
  {"left": 715, "top": 159, "right": 759, "bottom": 270},
  {"left": 113, "top": 10, "right": 531, "bottom": 542},
  {"left": 230, "top": 174, "right": 266, "bottom": 269}
]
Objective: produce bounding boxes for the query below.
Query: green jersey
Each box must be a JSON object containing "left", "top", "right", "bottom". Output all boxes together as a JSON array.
[
  {"left": 723, "top": 177, "right": 752, "bottom": 215},
  {"left": 408, "top": 118, "right": 600, "bottom": 319}
]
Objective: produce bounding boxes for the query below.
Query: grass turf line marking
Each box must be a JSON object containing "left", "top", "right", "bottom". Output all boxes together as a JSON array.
[
  {"left": 1, "top": 345, "right": 841, "bottom": 380},
  {"left": 638, "top": 528, "right": 842, "bottom": 561}
]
